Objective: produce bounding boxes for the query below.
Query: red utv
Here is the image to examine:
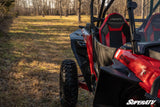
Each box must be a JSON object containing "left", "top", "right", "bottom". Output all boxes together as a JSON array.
[{"left": 60, "top": 0, "right": 160, "bottom": 107}]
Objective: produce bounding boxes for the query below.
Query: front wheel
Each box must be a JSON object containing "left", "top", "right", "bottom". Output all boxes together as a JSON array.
[{"left": 60, "top": 59, "right": 78, "bottom": 107}]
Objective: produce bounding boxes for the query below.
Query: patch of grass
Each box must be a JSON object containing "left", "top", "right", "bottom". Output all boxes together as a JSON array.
[{"left": 0, "top": 15, "right": 92, "bottom": 107}]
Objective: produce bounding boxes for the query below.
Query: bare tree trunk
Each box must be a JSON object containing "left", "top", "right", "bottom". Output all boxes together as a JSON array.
[
  {"left": 142, "top": 0, "right": 145, "bottom": 19},
  {"left": 78, "top": 0, "right": 81, "bottom": 23},
  {"left": 146, "top": 0, "right": 150, "bottom": 17},
  {"left": 59, "top": 0, "right": 62, "bottom": 18},
  {"left": 74, "top": 0, "right": 77, "bottom": 15},
  {"left": 49, "top": 1, "right": 51, "bottom": 15},
  {"left": 36, "top": 5, "right": 39, "bottom": 15},
  {"left": 123, "top": 0, "right": 127, "bottom": 17},
  {"left": 96, "top": 0, "right": 100, "bottom": 17},
  {"left": 14, "top": 0, "right": 148, "bottom": 17},
  {"left": 42, "top": 0, "right": 45, "bottom": 17},
  {"left": 64, "top": 0, "right": 68, "bottom": 17}
]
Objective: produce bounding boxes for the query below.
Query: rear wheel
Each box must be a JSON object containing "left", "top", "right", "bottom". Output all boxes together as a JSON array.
[{"left": 60, "top": 59, "right": 78, "bottom": 107}]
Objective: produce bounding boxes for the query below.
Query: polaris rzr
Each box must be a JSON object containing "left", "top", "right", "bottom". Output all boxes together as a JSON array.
[{"left": 60, "top": 0, "right": 160, "bottom": 107}]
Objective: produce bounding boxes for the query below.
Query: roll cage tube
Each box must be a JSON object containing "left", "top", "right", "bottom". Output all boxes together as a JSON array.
[
  {"left": 140, "top": 0, "right": 160, "bottom": 30},
  {"left": 90, "top": 0, "right": 94, "bottom": 29},
  {"left": 149, "top": 0, "right": 160, "bottom": 18},
  {"left": 102, "top": 0, "right": 115, "bottom": 20},
  {"left": 97, "top": 0, "right": 105, "bottom": 27},
  {"left": 150, "top": 0, "right": 153, "bottom": 16},
  {"left": 90, "top": 0, "right": 138, "bottom": 54},
  {"left": 97, "top": 0, "right": 115, "bottom": 27},
  {"left": 127, "top": 0, "right": 138, "bottom": 54},
  {"left": 90, "top": 0, "right": 160, "bottom": 54},
  {"left": 91, "top": 0, "right": 115, "bottom": 28},
  {"left": 92, "top": 0, "right": 160, "bottom": 30}
]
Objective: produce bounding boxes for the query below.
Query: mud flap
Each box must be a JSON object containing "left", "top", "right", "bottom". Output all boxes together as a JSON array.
[{"left": 93, "top": 66, "right": 141, "bottom": 107}]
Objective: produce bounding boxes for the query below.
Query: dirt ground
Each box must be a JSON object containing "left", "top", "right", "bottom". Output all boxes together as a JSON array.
[{"left": 0, "top": 16, "right": 93, "bottom": 107}]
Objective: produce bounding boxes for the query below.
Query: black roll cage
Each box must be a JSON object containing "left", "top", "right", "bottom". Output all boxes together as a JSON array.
[{"left": 90, "top": 0, "right": 160, "bottom": 54}]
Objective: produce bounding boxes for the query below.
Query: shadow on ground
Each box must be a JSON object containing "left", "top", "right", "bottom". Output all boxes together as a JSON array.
[{"left": 0, "top": 16, "right": 93, "bottom": 107}]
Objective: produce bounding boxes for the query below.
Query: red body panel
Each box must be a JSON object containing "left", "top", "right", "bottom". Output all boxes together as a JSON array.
[
  {"left": 78, "top": 82, "right": 89, "bottom": 91},
  {"left": 114, "top": 49, "right": 160, "bottom": 98},
  {"left": 82, "top": 17, "right": 160, "bottom": 97},
  {"left": 82, "top": 29, "right": 98, "bottom": 80}
]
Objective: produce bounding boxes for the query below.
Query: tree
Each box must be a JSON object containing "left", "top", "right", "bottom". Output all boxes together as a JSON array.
[
  {"left": 59, "top": 0, "right": 62, "bottom": 18},
  {"left": 42, "top": 0, "right": 45, "bottom": 17},
  {"left": 142, "top": 0, "right": 145, "bottom": 19},
  {"left": 96, "top": 0, "right": 100, "bottom": 17},
  {"left": 64, "top": 0, "right": 69, "bottom": 17},
  {"left": 13, "top": 0, "right": 149, "bottom": 18},
  {"left": 78, "top": 0, "right": 81, "bottom": 23},
  {"left": 123, "top": 0, "right": 127, "bottom": 17},
  {"left": 0, "top": 0, "right": 15, "bottom": 22}
]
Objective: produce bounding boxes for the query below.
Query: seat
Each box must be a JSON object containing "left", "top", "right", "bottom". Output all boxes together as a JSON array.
[
  {"left": 99, "top": 13, "right": 131, "bottom": 48},
  {"left": 144, "top": 13, "right": 160, "bottom": 42}
]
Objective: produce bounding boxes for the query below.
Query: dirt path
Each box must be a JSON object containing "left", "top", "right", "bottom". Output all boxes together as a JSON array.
[{"left": 0, "top": 16, "right": 93, "bottom": 107}]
